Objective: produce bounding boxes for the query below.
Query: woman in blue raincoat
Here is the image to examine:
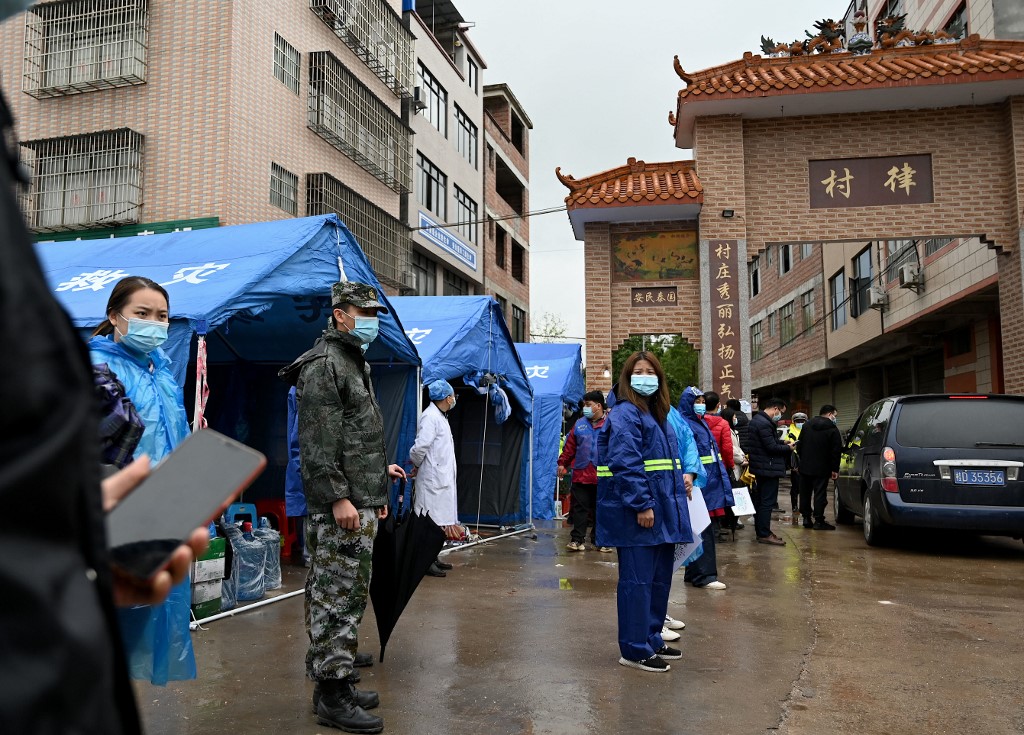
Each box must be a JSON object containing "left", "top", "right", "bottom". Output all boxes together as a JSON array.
[
  {"left": 596, "top": 351, "right": 693, "bottom": 673},
  {"left": 677, "top": 386, "right": 735, "bottom": 590},
  {"left": 89, "top": 276, "right": 194, "bottom": 685}
]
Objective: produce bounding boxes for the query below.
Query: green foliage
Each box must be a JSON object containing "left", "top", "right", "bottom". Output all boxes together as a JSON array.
[{"left": 611, "top": 335, "right": 700, "bottom": 404}]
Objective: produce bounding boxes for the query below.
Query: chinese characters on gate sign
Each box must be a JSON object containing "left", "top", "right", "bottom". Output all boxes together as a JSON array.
[
  {"left": 630, "top": 286, "right": 678, "bottom": 307},
  {"left": 809, "top": 155, "right": 932, "bottom": 209},
  {"left": 709, "top": 240, "right": 741, "bottom": 401}
]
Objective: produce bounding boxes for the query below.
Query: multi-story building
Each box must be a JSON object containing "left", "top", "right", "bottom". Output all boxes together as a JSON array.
[
  {"left": 482, "top": 83, "right": 532, "bottom": 342},
  {"left": 406, "top": 0, "right": 486, "bottom": 297},
  {"left": 844, "top": 0, "right": 1024, "bottom": 41},
  {"left": 1, "top": 0, "right": 529, "bottom": 315}
]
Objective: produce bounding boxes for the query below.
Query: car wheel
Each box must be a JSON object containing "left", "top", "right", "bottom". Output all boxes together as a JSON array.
[
  {"left": 862, "top": 490, "right": 889, "bottom": 547},
  {"left": 834, "top": 482, "right": 855, "bottom": 525}
]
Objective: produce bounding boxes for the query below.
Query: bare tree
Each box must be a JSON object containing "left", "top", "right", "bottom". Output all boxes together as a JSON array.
[{"left": 531, "top": 311, "right": 568, "bottom": 343}]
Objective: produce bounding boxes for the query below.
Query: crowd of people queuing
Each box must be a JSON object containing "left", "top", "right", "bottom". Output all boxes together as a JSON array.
[{"left": 559, "top": 352, "right": 844, "bottom": 673}]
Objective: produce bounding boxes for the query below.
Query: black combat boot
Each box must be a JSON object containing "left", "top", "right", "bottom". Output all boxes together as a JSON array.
[{"left": 313, "top": 678, "right": 381, "bottom": 723}]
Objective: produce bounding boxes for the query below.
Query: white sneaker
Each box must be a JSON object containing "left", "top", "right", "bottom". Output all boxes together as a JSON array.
[
  {"left": 661, "top": 626, "right": 681, "bottom": 641},
  {"left": 702, "top": 580, "right": 727, "bottom": 590},
  {"left": 664, "top": 615, "right": 686, "bottom": 630}
]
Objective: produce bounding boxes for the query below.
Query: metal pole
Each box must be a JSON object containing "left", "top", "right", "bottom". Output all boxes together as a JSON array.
[
  {"left": 190, "top": 588, "right": 304, "bottom": 630},
  {"left": 438, "top": 524, "right": 534, "bottom": 556}
]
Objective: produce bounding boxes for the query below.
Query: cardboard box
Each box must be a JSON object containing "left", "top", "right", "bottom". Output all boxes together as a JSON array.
[
  {"left": 191, "top": 579, "right": 222, "bottom": 606},
  {"left": 199, "top": 537, "right": 226, "bottom": 560},
  {"left": 191, "top": 597, "right": 221, "bottom": 620},
  {"left": 192, "top": 557, "right": 225, "bottom": 583}
]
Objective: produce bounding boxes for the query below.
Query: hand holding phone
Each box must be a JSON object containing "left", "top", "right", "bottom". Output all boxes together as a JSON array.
[{"left": 106, "top": 429, "right": 266, "bottom": 580}]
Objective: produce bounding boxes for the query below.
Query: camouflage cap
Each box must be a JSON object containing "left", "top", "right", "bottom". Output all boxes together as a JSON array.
[{"left": 331, "top": 281, "right": 389, "bottom": 314}]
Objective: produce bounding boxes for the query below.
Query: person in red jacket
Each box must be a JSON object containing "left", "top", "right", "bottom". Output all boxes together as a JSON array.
[{"left": 557, "top": 390, "right": 611, "bottom": 552}]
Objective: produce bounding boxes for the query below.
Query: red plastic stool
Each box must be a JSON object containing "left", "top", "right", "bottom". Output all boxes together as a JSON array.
[{"left": 254, "top": 499, "right": 296, "bottom": 560}]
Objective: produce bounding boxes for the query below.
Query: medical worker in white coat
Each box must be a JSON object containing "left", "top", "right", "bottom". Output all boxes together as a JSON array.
[{"left": 410, "top": 379, "right": 461, "bottom": 577}]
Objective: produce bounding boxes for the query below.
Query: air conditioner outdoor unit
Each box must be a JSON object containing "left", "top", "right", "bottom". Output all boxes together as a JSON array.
[
  {"left": 413, "top": 86, "right": 427, "bottom": 111},
  {"left": 869, "top": 287, "right": 888, "bottom": 310},
  {"left": 898, "top": 264, "right": 923, "bottom": 290}
]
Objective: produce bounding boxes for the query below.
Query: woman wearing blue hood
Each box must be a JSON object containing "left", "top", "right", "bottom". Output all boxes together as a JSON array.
[
  {"left": 88, "top": 276, "right": 194, "bottom": 684},
  {"left": 597, "top": 351, "right": 693, "bottom": 673},
  {"left": 677, "top": 386, "right": 734, "bottom": 590}
]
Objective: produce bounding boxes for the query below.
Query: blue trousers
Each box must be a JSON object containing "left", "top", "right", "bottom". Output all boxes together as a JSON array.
[{"left": 616, "top": 544, "right": 674, "bottom": 661}]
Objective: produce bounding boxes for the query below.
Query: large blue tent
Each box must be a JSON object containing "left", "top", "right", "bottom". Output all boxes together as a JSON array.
[
  {"left": 514, "top": 343, "right": 585, "bottom": 520},
  {"left": 388, "top": 296, "right": 534, "bottom": 525},
  {"left": 36, "top": 214, "right": 421, "bottom": 499}
]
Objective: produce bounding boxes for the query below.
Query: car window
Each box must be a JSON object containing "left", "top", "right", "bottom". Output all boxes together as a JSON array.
[
  {"left": 861, "top": 400, "right": 893, "bottom": 452},
  {"left": 895, "top": 397, "right": 1024, "bottom": 448},
  {"left": 848, "top": 402, "right": 882, "bottom": 451}
]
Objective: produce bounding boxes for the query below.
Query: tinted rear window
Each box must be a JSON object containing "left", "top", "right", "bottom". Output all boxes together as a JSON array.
[{"left": 895, "top": 398, "right": 1024, "bottom": 448}]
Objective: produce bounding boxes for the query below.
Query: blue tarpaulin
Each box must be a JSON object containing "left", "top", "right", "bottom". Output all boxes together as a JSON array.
[
  {"left": 36, "top": 214, "right": 421, "bottom": 499},
  {"left": 514, "top": 343, "right": 585, "bottom": 520},
  {"left": 389, "top": 296, "right": 535, "bottom": 525}
]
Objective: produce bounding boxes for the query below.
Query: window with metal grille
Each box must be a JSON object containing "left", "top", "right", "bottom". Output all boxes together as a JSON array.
[
  {"left": 417, "top": 61, "right": 447, "bottom": 137},
  {"left": 307, "top": 51, "right": 411, "bottom": 193},
  {"left": 270, "top": 163, "right": 298, "bottom": 215},
  {"left": 467, "top": 57, "right": 478, "bottom": 94},
  {"left": 925, "top": 237, "right": 955, "bottom": 256},
  {"left": 779, "top": 243, "right": 793, "bottom": 275},
  {"left": 23, "top": 0, "right": 149, "bottom": 99},
  {"left": 884, "top": 239, "right": 918, "bottom": 283},
  {"left": 511, "top": 242, "right": 525, "bottom": 283},
  {"left": 308, "top": 0, "right": 414, "bottom": 98},
  {"left": 830, "top": 270, "right": 847, "bottom": 331},
  {"left": 454, "top": 105, "right": 478, "bottom": 168},
  {"left": 780, "top": 301, "right": 796, "bottom": 345},
  {"left": 511, "top": 305, "right": 526, "bottom": 342},
  {"left": 417, "top": 153, "right": 446, "bottom": 219},
  {"left": 307, "top": 172, "right": 412, "bottom": 290},
  {"left": 495, "top": 294, "right": 507, "bottom": 318},
  {"left": 412, "top": 251, "right": 437, "bottom": 296},
  {"left": 801, "top": 290, "right": 814, "bottom": 333},
  {"left": 274, "top": 33, "right": 300, "bottom": 94},
  {"left": 20, "top": 128, "right": 143, "bottom": 232},
  {"left": 750, "top": 256, "right": 760, "bottom": 296},
  {"left": 443, "top": 269, "right": 468, "bottom": 296},
  {"left": 751, "top": 321, "right": 763, "bottom": 361}
]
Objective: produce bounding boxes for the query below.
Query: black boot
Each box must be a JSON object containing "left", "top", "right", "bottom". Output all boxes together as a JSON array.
[
  {"left": 313, "top": 683, "right": 382, "bottom": 720},
  {"left": 354, "top": 651, "right": 374, "bottom": 668}
]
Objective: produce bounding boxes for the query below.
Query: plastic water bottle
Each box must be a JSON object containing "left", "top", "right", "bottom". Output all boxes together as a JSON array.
[
  {"left": 242, "top": 521, "right": 255, "bottom": 541},
  {"left": 259, "top": 516, "right": 270, "bottom": 530}
]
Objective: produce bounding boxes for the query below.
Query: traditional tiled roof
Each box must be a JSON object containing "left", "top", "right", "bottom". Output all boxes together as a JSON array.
[
  {"left": 674, "top": 35, "right": 1024, "bottom": 102},
  {"left": 556, "top": 157, "right": 702, "bottom": 210}
]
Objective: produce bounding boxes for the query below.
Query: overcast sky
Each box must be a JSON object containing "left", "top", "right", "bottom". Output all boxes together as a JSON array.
[{"left": 456, "top": 0, "right": 843, "bottom": 350}]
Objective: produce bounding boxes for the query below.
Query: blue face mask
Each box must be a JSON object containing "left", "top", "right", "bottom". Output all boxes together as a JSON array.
[
  {"left": 349, "top": 316, "right": 380, "bottom": 345},
  {"left": 582, "top": 406, "right": 593, "bottom": 419},
  {"left": 630, "top": 375, "right": 659, "bottom": 396},
  {"left": 117, "top": 315, "right": 168, "bottom": 355},
  {"left": 694, "top": 404, "right": 707, "bottom": 416}
]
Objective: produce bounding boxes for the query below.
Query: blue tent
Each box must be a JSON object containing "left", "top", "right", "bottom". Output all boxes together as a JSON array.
[
  {"left": 514, "top": 343, "right": 585, "bottom": 520},
  {"left": 388, "top": 296, "right": 534, "bottom": 525},
  {"left": 36, "top": 214, "right": 421, "bottom": 499}
]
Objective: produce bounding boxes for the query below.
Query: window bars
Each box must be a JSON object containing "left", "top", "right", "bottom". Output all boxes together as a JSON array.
[
  {"left": 308, "top": 51, "right": 412, "bottom": 194},
  {"left": 23, "top": 0, "right": 148, "bottom": 98},
  {"left": 270, "top": 163, "right": 298, "bottom": 215},
  {"left": 20, "top": 128, "right": 144, "bottom": 232},
  {"left": 274, "top": 33, "right": 301, "bottom": 95},
  {"left": 308, "top": 0, "right": 414, "bottom": 98},
  {"left": 307, "top": 172, "right": 412, "bottom": 291}
]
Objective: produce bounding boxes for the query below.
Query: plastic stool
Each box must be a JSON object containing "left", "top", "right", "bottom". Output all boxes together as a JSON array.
[
  {"left": 255, "top": 498, "right": 296, "bottom": 560},
  {"left": 227, "top": 502, "right": 259, "bottom": 526}
]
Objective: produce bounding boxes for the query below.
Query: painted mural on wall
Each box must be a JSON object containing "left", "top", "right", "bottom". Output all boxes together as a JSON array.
[{"left": 611, "top": 229, "right": 698, "bottom": 282}]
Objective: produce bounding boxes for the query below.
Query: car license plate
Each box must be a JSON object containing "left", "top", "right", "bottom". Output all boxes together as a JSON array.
[{"left": 952, "top": 469, "right": 1005, "bottom": 486}]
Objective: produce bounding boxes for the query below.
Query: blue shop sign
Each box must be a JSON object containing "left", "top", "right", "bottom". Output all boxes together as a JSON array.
[{"left": 418, "top": 211, "right": 477, "bottom": 270}]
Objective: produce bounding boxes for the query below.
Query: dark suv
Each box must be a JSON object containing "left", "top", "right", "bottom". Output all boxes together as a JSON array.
[{"left": 834, "top": 394, "right": 1024, "bottom": 546}]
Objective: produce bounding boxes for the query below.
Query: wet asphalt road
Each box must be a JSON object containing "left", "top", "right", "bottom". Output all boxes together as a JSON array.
[{"left": 137, "top": 499, "right": 1024, "bottom": 735}]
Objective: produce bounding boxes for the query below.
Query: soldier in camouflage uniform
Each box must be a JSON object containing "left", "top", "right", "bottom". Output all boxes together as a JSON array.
[{"left": 285, "top": 281, "right": 406, "bottom": 734}]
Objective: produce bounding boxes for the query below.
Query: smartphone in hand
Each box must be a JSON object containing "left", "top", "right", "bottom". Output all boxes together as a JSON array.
[{"left": 106, "top": 429, "right": 266, "bottom": 579}]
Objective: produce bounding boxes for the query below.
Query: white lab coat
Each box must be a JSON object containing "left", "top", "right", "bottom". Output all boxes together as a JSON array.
[{"left": 409, "top": 403, "right": 458, "bottom": 526}]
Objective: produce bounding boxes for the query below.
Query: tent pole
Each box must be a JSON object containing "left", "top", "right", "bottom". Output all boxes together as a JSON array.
[
  {"left": 528, "top": 420, "right": 533, "bottom": 522},
  {"left": 474, "top": 388, "right": 488, "bottom": 535},
  {"left": 439, "top": 524, "right": 534, "bottom": 556}
]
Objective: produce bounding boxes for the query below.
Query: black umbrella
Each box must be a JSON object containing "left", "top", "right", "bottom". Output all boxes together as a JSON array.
[{"left": 370, "top": 478, "right": 446, "bottom": 661}]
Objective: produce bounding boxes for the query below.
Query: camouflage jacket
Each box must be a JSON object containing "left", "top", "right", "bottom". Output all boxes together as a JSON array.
[{"left": 292, "top": 327, "right": 389, "bottom": 512}]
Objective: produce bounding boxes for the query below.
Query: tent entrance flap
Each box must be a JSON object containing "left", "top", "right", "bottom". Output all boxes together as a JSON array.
[{"left": 451, "top": 388, "right": 525, "bottom": 524}]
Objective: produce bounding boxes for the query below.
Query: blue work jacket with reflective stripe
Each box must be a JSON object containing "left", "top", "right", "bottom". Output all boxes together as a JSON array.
[
  {"left": 677, "top": 391, "right": 734, "bottom": 512},
  {"left": 666, "top": 407, "right": 707, "bottom": 489},
  {"left": 595, "top": 389, "right": 693, "bottom": 548}
]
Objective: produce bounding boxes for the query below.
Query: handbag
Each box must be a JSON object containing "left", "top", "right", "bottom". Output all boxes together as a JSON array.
[
  {"left": 739, "top": 465, "right": 755, "bottom": 487},
  {"left": 730, "top": 486, "right": 756, "bottom": 516}
]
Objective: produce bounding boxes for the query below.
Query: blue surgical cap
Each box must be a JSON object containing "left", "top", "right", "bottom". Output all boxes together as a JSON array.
[{"left": 428, "top": 380, "right": 454, "bottom": 401}]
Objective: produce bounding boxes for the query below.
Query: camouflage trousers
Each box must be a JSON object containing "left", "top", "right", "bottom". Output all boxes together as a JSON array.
[{"left": 304, "top": 509, "right": 378, "bottom": 681}]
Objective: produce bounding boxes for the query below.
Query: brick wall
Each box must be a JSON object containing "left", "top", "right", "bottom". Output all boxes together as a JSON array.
[
  {"left": 0, "top": 1, "right": 403, "bottom": 230},
  {"left": 584, "top": 220, "right": 703, "bottom": 394}
]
